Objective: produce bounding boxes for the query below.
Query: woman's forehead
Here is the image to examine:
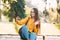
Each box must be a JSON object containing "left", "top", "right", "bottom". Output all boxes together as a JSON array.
[{"left": 31, "top": 9, "right": 34, "bottom": 11}]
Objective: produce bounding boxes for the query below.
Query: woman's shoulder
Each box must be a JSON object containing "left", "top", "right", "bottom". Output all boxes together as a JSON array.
[
  {"left": 24, "top": 16, "right": 31, "bottom": 20},
  {"left": 26, "top": 16, "right": 31, "bottom": 19}
]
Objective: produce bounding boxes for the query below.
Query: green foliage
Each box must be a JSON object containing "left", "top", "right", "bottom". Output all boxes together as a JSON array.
[
  {"left": 57, "top": 8, "right": 60, "bottom": 14},
  {"left": 10, "top": 0, "right": 26, "bottom": 19},
  {"left": 2, "top": 0, "right": 26, "bottom": 22},
  {"left": 0, "top": 9, "right": 1, "bottom": 13},
  {"left": 0, "top": 9, "right": 1, "bottom": 20},
  {"left": 2, "top": 0, "right": 12, "bottom": 3},
  {"left": 56, "top": 23, "right": 60, "bottom": 30},
  {"left": 14, "top": 23, "right": 19, "bottom": 33}
]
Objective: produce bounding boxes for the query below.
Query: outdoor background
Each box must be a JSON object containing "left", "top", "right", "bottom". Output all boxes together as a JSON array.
[{"left": 0, "top": 0, "right": 60, "bottom": 35}]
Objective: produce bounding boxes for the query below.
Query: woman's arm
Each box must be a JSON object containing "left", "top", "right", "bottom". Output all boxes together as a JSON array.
[
  {"left": 16, "top": 17, "right": 29, "bottom": 25},
  {"left": 34, "top": 20, "right": 41, "bottom": 35},
  {"left": 37, "top": 20, "right": 41, "bottom": 35}
]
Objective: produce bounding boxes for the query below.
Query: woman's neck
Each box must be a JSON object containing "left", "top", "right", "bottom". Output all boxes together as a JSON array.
[{"left": 32, "top": 17, "right": 35, "bottom": 22}]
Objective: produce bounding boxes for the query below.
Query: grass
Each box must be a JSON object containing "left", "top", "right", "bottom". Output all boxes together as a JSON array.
[
  {"left": 56, "top": 23, "right": 60, "bottom": 30},
  {"left": 13, "top": 23, "right": 19, "bottom": 33}
]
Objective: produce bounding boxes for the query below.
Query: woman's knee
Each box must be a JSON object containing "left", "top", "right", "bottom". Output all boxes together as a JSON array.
[
  {"left": 21, "top": 25, "right": 28, "bottom": 31},
  {"left": 30, "top": 32, "right": 36, "bottom": 40},
  {"left": 31, "top": 32, "right": 36, "bottom": 36},
  {"left": 20, "top": 25, "right": 29, "bottom": 39}
]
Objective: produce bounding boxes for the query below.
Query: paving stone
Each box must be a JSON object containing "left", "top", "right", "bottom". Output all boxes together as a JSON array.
[
  {"left": 0, "top": 35, "right": 60, "bottom": 40},
  {"left": 0, "top": 34, "right": 43, "bottom": 40},
  {"left": 46, "top": 35, "right": 60, "bottom": 40}
]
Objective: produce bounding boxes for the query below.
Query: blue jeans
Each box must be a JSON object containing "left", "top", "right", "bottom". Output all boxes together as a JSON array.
[{"left": 19, "top": 25, "right": 36, "bottom": 40}]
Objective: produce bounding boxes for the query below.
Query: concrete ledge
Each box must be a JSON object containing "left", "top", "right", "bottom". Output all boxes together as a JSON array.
[
  {"left": 0, "top": 34, "right": 60, "bottom": 40},
  {"left": 0, "top": 22, "right": 60, "bottom": 35},
  {"left": 0, "top": 34, "right": 43, "bottom": 40},
  {"left": 0, "top": 34, "right": 20, "bottom": 40}
]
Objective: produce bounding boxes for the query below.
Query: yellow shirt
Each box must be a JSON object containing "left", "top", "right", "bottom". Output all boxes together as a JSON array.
[{"left": 16, "top": 17, "right": 40, "bottom": 34}]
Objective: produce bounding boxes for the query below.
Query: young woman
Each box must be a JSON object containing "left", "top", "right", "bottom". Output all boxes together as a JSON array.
[{"left": 16, "top": 8, "right": 40, "bottom": 40}]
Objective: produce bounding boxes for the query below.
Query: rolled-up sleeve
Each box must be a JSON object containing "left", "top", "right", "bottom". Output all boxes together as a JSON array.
[{"left": 16, "top": 17, "right": 28, "bottom": 25}]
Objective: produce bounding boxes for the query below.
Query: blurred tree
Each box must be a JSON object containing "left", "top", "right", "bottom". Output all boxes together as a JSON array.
[
  {"left": 11, "top": 0, "right": 26, "bottom": 18},
  {"left": 0, "top": 9, "right": 1, "bottom": 21},
  {"left": 57, "top": 8, "right": 60, "bottom": 14},
  {"left": 2, "top": 0, "right": 26, "bottom": 22},
  {"left": 56, "top": 1, "right": 60, "bottom": 23},
  {"left": 2, "top": 0, "right": 12, "bottom": 3}
]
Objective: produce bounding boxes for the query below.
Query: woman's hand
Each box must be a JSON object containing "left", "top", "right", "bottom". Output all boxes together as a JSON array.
[
  {"left": 16, "top": 16, "right": 20, "bottom": 20},
  {"left": 15, "top": 16, "right": 20, "bottom": 22}
]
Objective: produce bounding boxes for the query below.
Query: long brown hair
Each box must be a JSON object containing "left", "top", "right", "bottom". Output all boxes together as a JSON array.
[{"left": 31, "top": 8, "right": 40, "bottom": 22}]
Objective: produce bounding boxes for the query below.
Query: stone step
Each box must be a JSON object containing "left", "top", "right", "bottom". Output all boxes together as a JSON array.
[
  {"left": 0, "top": 34, "right": 43, "bottom": 40},
  {"left": 0, "top": 34, "right": 20, "bottom": 40},
  {"left": 45, "top": 35, "right": 60, "bottom": 40},
  {"left": 0, "top": 22, "right": 60, "bottom": 35},
  {"left": 0, "top": 34, "right": 60, "bottom": 40}
]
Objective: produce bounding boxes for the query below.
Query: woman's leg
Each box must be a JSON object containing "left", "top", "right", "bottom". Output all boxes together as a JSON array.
[
  {"left": 29, "top": 32, "right": 36, "bottom": 40},
  {"left": 20, "top": 25, "right": 29, "bottom": 40}
]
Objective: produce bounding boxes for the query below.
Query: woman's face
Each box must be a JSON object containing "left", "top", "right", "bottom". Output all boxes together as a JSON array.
[{"left": 30, "top": 9, "right": 35, "bottom": 17}]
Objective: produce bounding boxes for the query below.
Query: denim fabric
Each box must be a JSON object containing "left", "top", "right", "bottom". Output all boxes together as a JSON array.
[{"left": 19, "top": 25, "right": 36, "bottom": 40}]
